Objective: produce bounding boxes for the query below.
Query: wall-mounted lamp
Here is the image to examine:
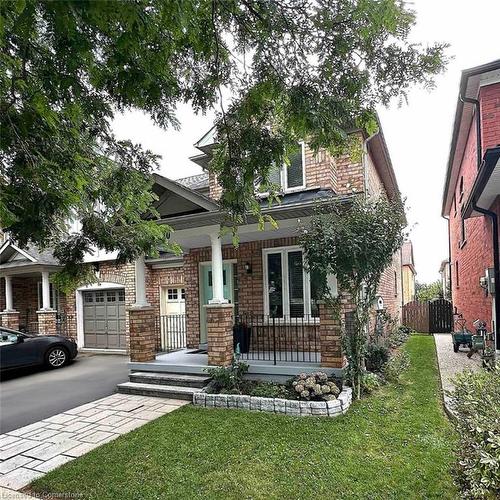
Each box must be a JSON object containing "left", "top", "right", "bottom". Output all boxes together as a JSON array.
[{"left": 245, "top": 262, "right": 252, "bottom": 275}]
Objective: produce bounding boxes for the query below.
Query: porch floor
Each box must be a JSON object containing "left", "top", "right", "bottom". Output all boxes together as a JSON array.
[{"left": 128, "top": 349, "right": 340, "bottom": 379}]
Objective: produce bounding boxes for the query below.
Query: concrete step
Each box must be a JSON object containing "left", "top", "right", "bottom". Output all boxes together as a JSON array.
[
  {"left": 116, "top": 381, "right": 202, "bottom": 400},
  {"left": 129, "top": 371, "right": 211, "bottom": 388}
]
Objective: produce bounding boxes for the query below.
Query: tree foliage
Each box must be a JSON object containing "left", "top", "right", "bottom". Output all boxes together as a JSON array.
[
  {"left": 415, "top": 280, "right": 443, "bottom": 302},
  {"left": 301, "top": 196, "right": 406, "bottom": 398},
  {"left": 1, "top": 0, "right": 447, "bottom": 288}
]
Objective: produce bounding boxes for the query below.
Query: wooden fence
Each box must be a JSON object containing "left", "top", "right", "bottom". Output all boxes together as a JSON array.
[{"left": 402, "top": 299, "right": 453, "bottom": 333}]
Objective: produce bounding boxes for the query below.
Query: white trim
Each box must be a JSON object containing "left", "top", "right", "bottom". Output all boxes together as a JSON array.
[
  {"left": 0, "top": 240, "right": 37, "bottom": 263},
  {"left": 75, "top": 282, "right": 125, "bottom": 348}
]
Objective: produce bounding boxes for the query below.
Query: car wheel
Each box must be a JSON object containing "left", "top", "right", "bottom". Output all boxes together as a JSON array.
[
  {"left": 453, "top": 343, "right": 459, "bottom": 353},
  {"left": 45, "top": 346, "right": 68, "bottom": 369}
]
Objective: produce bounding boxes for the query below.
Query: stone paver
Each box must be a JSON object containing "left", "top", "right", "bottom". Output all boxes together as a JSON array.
[
  {"left": 434, "top": 333, "right": 482, "bottom": 413},
  {"left": 0, "top": 394, "right": 187, "bottom": 491}
]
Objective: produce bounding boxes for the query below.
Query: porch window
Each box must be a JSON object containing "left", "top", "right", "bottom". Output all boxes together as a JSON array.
[
  {"left": 263, "top": 246, "right": 320, "bottom": 318},
  {"left": 37, "top": 282, "right": 59, "bottom": 310}
]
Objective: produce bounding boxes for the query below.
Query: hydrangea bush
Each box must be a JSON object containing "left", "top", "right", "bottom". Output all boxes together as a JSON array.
[{"left": 292, "top": 372, "right": 340, "bottom": 401}]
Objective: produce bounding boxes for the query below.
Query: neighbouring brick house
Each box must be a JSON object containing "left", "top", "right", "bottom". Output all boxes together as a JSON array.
[
  {"left": 0, "top": 117, "right": 404, "bottom": 370},
  {"left": 441, "top": 59, "right": 500, "bottom": 350}
]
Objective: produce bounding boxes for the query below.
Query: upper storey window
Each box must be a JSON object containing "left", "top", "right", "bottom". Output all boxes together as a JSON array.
[{"left": 268, "top": 143, "right": 305, "bottom": 192}]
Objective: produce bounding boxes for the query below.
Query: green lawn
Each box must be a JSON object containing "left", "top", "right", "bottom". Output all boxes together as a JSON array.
[{"left": 30, "top": 336, "right": 457, "bottom": 499}]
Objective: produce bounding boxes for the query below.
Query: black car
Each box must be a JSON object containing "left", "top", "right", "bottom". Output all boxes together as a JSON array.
[{"left": 0, "top": 327, "right": 78, "bottom": 371}]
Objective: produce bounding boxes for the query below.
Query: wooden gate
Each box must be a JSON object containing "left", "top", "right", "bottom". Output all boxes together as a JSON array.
[
  {"left": 429, "top": 299, "right": 453, "bottom": 333},
  {"left": 402, "top": 299, "right": 453, "bottom": 333}
]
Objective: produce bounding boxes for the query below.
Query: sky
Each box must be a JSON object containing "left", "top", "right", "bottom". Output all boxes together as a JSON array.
[{"left": 112, "top": 0, "right": 500, "bottom": 284}]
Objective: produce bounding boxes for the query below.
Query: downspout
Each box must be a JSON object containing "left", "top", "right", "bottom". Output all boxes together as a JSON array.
[
  {"left": 460, "top": 96, "right": 482, "bottom": 170},
  {"left": 461, "top": 92, "right": 500, "bottom": 348}
]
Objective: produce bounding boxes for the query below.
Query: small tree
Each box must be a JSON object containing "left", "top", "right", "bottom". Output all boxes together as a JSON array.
[
  {"left": 300, "top": 197, "right": 406, "bottom": 399},
  {"left": 415, "top": 280, "right": 443, "bottom": 302}
]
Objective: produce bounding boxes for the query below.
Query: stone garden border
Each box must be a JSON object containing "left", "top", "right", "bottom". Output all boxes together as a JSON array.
[{"left": 193, "top": 386, "right": 353, "bottom": 417}]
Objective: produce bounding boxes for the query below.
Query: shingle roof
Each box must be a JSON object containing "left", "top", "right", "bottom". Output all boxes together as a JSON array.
[{"left": 175, "top": 173, "right": 209, "bottom": 191}]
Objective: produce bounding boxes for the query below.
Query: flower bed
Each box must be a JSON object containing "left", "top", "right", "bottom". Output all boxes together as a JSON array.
[{"left": 193, "top": 386, "right": 353, "bottom": 417}]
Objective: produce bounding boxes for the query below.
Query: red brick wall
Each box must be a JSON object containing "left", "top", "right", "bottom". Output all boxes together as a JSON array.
[
  {"left": 480, "top": 82, "right": 500, "bottom": 151},
  {"left": 449, "top": 82, "right": 500, "bottom": 333},
  {"left": 207, "top": 140, "right": 366, "bottom": 200},
  {"left": 146, "top": 266, "right": 184, "bottom": 318}
]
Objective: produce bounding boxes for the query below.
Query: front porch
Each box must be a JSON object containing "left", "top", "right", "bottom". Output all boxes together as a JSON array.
[
  {"left": 128, "top": 347, "right": 341, "bottom": 379},
  {"left": 0, "top": 240, "right": 68, "bottom": 335}
]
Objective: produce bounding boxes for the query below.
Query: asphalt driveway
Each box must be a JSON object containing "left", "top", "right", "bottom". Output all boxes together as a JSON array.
[{"left": 0, "top": 354, "right": 129, "bottom": 433}]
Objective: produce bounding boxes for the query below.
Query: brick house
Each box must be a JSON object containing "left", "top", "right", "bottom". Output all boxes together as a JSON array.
[
  {"left": 441, "top": 59, "right": 500, "bottom": 350},
  {"left": 0, "top": 118, "right": 403, "bottom": 373}
]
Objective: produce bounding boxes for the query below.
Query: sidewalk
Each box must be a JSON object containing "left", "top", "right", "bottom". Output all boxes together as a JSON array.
[
  {"left": 434, "top": 333, "right": 481, "bottom": 414},
  {"left": 0, "top": 394, "right": 188, "bottom": 491}
]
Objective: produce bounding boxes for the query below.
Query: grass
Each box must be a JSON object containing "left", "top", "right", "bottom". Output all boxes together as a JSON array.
[{"left": 29, "top": 335, "right": 457, "bottom": 499}]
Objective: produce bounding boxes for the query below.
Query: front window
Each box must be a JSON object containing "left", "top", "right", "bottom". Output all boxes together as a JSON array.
[
  {"left": 264, "top": 247, "right": 321, "bottom": 318},
  {"left": 37, "top": 282, "right": 59, "bottom": 310},
  {"left": 265, "top": 143, "right": 305, "bottom": 192}
]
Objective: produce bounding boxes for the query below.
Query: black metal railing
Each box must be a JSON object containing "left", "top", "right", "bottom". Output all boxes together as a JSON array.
[
  {"left": 233, "top": 313, "right": 320, "bottom": 365},
  {"left": 156, "top": 314, "right": 186, "bottom": 353}
]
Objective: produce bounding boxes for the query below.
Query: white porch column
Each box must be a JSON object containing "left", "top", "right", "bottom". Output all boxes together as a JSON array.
[
  {"left": 133, "top": 255, "right": 150, "bottom": 307},
  {"left": 4, "top": 276, "right": 14, "bottom": 311},
  {"left": 209, "top": 232, "right": 227, "bottom": 304},
  {"left": 41, "top": 271, "right": 52, "bottom": 310}
]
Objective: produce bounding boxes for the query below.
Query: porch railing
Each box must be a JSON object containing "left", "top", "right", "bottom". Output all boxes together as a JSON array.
[
  {"left": 234, "top": 313, "right": 320, "bottom": 365},
  {"left": 156, "top": 314, "right": 186, "bottom": 353}
]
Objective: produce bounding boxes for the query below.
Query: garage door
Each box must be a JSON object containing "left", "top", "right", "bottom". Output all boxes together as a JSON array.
[{"left": 83, "top": 289, "right": 126, "bottom": 349}]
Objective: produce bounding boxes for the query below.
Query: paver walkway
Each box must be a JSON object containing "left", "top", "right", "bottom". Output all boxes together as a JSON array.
[
  {"left": 434, "top": 333, "right": 481, "bottom": 412},
  {"left": 0, "top": 394, "right": 188, "bottom": 491}
]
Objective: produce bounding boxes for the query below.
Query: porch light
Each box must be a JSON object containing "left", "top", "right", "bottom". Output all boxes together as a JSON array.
[{"left": 245, "top": 262, "right": 252, "bottom": 274}]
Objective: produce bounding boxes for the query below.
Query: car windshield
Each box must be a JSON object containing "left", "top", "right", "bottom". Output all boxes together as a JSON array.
[{"left": 0, "top": 332, "right": 20, "bottom": 346}]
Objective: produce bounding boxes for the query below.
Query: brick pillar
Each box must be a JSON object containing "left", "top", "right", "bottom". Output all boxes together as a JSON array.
[
  {"left": 318, "top": 302, "right": 343, "bottom": 368},
  {"left": 0, "top": 311, "right": 20, "bottom": 331},
  {"left": 37, "top": 310, "right": 57, "bottom": 335},
  {"left": 206, "top": 303, "right": 234, "bottom": 366},
  {"left": 128, "top": 306, "right": 156, "bottom": 362}
]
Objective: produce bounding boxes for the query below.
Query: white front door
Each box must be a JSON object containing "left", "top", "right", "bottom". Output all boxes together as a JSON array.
[{"left": 159, "top": 286, "right": 186, "bottom": 350}]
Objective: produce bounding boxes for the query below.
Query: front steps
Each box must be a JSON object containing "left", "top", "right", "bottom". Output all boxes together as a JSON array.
[{"left": 117, "top": 371, "right": 211, "bottom": 400}]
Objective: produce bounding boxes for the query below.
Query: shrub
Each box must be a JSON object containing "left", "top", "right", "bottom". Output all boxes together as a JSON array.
[
  {"left": 382, "top": 351, "right": 410, "bottom": 382},
  {"left": 205, "top": 357, "right": 249, "bottom": 394},
  {"left": 249, "top": 382, "right": 291, "bottom": 399},
  {"left": 450, "top": 366, "right": 500, "bottom": 498},
  {"left": 291, "top": 372, "right": 340, "bottom": 401},
  {"left": 365, "top": 343, "right": 390, "bottom": 372},
  {"left": 388, "top": 326, "right": 411, "bottom": 349},
  {"left": 361, "top": 371, "right": 383, "bottom": 394}
]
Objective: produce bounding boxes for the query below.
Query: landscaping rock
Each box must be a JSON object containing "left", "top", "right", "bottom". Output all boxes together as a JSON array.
[
  {"left": 299, "top": 401, "right": 312, "bottom": 416},
  {"left": 273, "top": 398, "right": 287, "bottom": 414},
  {"left": 250, "top": 397, "right": 262, "bottom": 412},
  {"left": 205, "top": 394, "right": 216, "bottom": 407},
  {"left": 215, "top": 394, "right": 228, "bottom": 408},
  {"left": 285, "top": 400, "right": 300, "bottom": 416},
  {"left": 326, "top": 399, "right": 342, "bottom": 416},
  {"left": 193, "top": 392, "right": 206, "bottom": 407},
  {"left": 261, "top": 398, "right": 275, "bottom": 412},
  {"left": 237, "top": 395, "right": 250, "bottom": 410},
  {"left": 226, "top": 395, "right": 239, "bottom": 408}
]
